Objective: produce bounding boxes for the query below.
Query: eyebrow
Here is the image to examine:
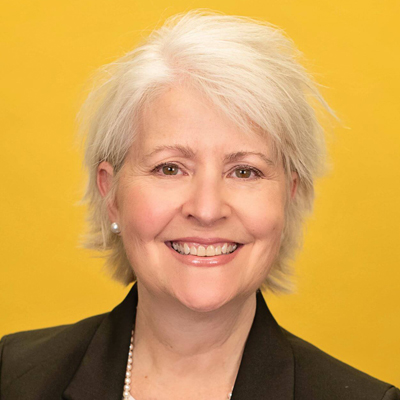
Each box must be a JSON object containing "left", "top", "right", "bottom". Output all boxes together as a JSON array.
[
  {"left": 224, "top": 151, "right": 276, "bottom": 167},
  {"left": 144, "top": 145, "right": 196, "bottom": 160},
  {"left": 143, "top": 145, "right": 276, "bottom": 167}
]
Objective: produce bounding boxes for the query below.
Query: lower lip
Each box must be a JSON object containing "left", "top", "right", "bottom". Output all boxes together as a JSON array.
[{"left": 165, "top": 242, "right": 243, "bottom": 267}]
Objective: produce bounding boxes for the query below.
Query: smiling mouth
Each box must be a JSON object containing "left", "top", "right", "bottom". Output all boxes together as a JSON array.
[{"left": 168, "top": 241, "right": 240, "bottom": 257}]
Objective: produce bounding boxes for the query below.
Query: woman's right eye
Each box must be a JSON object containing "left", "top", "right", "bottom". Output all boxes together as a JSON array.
[{"left": 153, "top": 163, "right": 182, "bottom": 176}]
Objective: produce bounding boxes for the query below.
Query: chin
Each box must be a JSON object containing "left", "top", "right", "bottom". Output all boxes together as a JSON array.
[{"left": 172, "top": 279, "right": 238, "bottom": 313}]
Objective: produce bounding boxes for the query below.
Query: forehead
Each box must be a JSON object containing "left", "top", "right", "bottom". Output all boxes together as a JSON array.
[{"left": 134, "top": 86, "right": 276, "bottom": 161}]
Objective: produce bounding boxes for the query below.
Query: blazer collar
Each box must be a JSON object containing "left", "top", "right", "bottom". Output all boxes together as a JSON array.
[
  {"left": 63, "top": 285, "right": 294, "bottom": 400},
  {"left": 63, "top": 286, "right": 137, "bottom": 400},
  {"left": 232, "top": 290, "right": 294, "bottom": 400}
]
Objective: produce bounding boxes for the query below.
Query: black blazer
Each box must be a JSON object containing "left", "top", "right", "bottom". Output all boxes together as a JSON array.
[{"left": 1, "top": 285, "right": 399, "bottom": 400}]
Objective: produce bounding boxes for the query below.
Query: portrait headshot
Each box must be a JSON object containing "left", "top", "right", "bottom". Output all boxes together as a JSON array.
[{"left": 1, "top": 1, "right": 399, "bottom": 399}]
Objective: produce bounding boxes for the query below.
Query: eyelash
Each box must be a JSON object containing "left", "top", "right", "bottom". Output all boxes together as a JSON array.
[{"left": 151, "top": 162, "right": 264, "bottom": 180}]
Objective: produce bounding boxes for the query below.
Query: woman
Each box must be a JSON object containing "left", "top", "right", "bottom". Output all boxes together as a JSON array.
[{"left": 1, "top": 10, "right": 398, "bottom": 400}]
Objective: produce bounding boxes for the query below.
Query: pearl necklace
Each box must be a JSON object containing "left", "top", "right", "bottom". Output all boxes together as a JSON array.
[
  {"left": 122, "top": 329, "right": 135, "bottom": 400},
  {"left": 122, "top": 330, "right": 233, "bottom": 400}
]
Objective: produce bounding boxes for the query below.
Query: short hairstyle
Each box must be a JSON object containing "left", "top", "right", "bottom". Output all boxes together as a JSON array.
[{"left": 79, "top": 10, "right": 334, "bottom": 293}]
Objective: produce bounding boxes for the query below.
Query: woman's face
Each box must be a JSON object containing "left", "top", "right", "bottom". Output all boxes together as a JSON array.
[{"left": 99, "top": 86, "right": 295, "bottom": 312}]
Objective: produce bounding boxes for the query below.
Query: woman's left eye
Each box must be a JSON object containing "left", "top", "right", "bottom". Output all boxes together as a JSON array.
[{"left": 231, "top": 166, "right": 263, "bottom": 180}]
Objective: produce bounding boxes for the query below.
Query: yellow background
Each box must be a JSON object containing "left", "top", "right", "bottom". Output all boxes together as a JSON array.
[{"left": 1, "top": 0, "right": 399, "bottom": 387}]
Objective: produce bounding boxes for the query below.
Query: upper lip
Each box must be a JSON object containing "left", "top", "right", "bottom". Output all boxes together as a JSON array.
[{"left": 169, "top": 237, "right": 240, "bottom": 245}]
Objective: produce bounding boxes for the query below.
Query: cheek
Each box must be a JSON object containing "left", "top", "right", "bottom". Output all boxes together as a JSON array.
[
  {"left": 241, "top": 199, "right": 285, "bottom": 282},
  {"left": 235, "top": 186, "right": 286, "bottom": 240},
  {"left": 117, "top": 182, "right": 180, "bottom": 242}
]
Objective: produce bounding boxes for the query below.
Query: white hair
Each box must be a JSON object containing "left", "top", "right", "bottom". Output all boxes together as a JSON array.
[{"left": 79, "top": 10, "right": 334, "bottom": 293}]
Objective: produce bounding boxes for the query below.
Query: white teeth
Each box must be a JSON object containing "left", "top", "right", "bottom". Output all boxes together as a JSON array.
[
  {"left": 184, "top": 243, "right": 190, "bottom": 255},
  {"left": 206, "top": 245, "right": 215, "bottom": 256},
  {"left": 171, "top": 242, "right": 238, "bottom": 257}
]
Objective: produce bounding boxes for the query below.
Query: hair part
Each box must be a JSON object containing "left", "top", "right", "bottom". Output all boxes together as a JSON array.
[{"left": 79, "top": 10, "right": 334, "bottom": 294}]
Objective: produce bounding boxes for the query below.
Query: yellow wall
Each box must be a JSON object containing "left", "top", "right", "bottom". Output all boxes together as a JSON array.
[{"left": 1, "top": 0, "right": 399, "bottom": 387}]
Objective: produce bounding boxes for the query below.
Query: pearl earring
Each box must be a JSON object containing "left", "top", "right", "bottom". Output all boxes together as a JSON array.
[{"left": 110, "top": 222, "right": 121, "bottom": 234}]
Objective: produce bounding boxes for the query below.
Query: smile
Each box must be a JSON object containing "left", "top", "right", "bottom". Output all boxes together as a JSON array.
[
  {"left": 165, "top": 240, "right": 243, "bottom": 267},
  {"left": 171, "top": 241, "right": 238, "bottom": 257}
]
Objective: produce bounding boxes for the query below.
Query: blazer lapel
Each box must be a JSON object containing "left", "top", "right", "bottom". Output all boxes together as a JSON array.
[
  {"left": 63, "top": 286, "right": 137, "bottom": 400},
  {"left": 63, "top": 286, "right": 294, "bottom": 400},
  {"left": 232, "top": 290, "right": 295, "bottom": 400}
]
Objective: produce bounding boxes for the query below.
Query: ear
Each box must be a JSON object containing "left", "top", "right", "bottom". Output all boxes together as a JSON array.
[
  {"left": 290, "top": 171, "right": 299, "bottom": 199},
  {"left": 97, "top": 161, "right": 119, "bottom": 223}
]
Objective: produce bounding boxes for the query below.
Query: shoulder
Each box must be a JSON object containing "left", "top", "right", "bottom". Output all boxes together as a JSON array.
[
  {"left": 0, "top": 313, "right": 107, "bottom": 394},
  {"left": 281, "top": 328, "right": 400, "bottom": 399}
]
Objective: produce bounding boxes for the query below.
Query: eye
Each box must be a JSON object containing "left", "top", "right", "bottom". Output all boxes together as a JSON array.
[
  {"left": 231, "top": 165, "right": 263, "bottom": 180},
  {"left": 152, "top": 163, "right": 182, "bottom": 176}
]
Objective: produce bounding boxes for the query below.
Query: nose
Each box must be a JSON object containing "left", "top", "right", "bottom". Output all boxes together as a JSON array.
[{"left": 181, "top": 170, "right": 231, "bottom": 226}]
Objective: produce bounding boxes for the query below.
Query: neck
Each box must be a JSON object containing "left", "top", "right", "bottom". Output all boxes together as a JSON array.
[{"left": 133, "top": 283, "right": 257, "bottom": 379}]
